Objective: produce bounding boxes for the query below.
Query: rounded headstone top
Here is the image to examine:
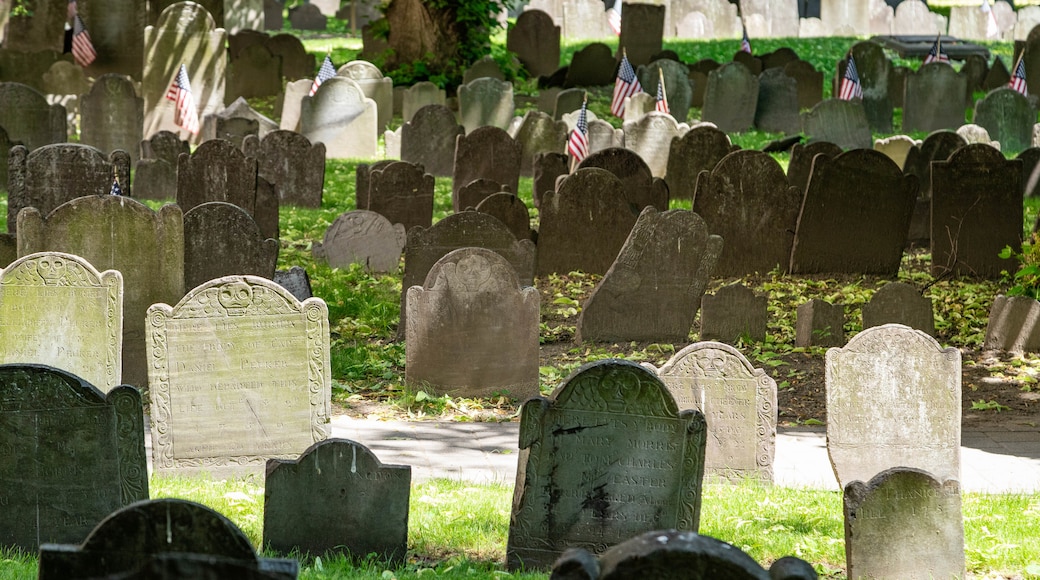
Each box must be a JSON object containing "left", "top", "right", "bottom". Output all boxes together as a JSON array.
[{"left": 155, "top": 1, "right": 217, "bottom": 34}]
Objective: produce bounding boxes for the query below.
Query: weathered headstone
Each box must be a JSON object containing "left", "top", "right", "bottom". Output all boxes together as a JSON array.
[
  {"left": 289, "top": 3, "right": 327, "bottom": 29},
  {"left": 577, "top": 147, "right": 669, "bottom": 212},
  {"left": 618, "top": 3, "right": 665, "bottom": 67},
  {"left": 622, "top": 112, "right": 686, "bottom": 178},
  {"left": 452, "top": 125, "right": 522, "bottom": 203},
  {"left": 862, "top": 281, "right": 935, "bottom": 336},
  {"left": 401, "top": 82, "right": 446, "bottom": 123},
  {"left": 278, "top": 78, "right": 312, "bottom": 131},
  {"left": 457, "top": 77, "right": 515, "bottom": 134},
  {"left": 787, "top": 140, "right": 842, "bottom": 194},
  {"left": 984, "top": 295, "right": 1040, "bottom": 352},
  {"left": 784, "top": 59, "right": 824, "bottom": 110},
  {"left": 41, "top": 61, "right": 90, "bottom": 97},
  {"left": 337, "top": 60, "right": 394, "bottom": 131},
  {"left": 796, "top": 298, "right": 844, "bottom": 347},
  {"left": 665, "top": 125, "right": 733, "bottom": 200},
  {"left": 474, "top": 193, "right": 535, "bottom": 241},
  {"left": 637, "top": 59, "right": 692, "bottom": 123},
  {"left": 456, "top": 179, "right": 512, "bottom": 213},
  {"left": 902, "top": 63, "right": 966, "bottom": 134},
  {"left": 2, "top": 0, "right": 66, "bottom": 52},
  {"left": 176, "top": 138, "right": 258, "bottom": 215},
  {"left": 973, "top": 87, "right": 1037, "bottom": 153},
  {"left": 0, "top": 364, "right": 147, "bottom": 553},
  {"left": 508, "top": 10, "right": 561, "bottom": 78},
  {"left": 462, "top": 55, "right": 506, "bottom": 85},
  {"left": 79, "top": 74, "right": 143, "bottom": 162},
  {"left": 532, "top": 151, "right": 569, "bottom": 208},
  {"left": 267, "top": 33, "right": 312, "bottom": 80},
  {"left": 564, "top": 42, "right": 616, "bottom": 87},
  {"left": 265, "top": 0, "right": 285, "bottom": 29},
  {"left": 313, "top": 210, "right": 406, "bottom": 273},
  {"left": 224, "top": 0, "right": 265, "bottom": 33},
  {"left": 360, "top": 161, "right": 435, "bottom": 232},
  {"left": 701, "top": 62, "right": 758, "bottom": 133},
  {"left": 983, "top": 56, "right": 1011, "bottom": 92},
  {"left": 755, "top": 67, "right": 801, "bottom": 134},
  {"left": 892, "top": 0, "right": 943, "bottom": 34},
  {"left": 226, "top": 44, "right": 282, "bottom": 104},
  {"left": 700, "top": 283, "right": 768, "bottom": 343},
  {"left": 587, "top": 118, "right": 625, "bottom": 154},
  {"left": 827, "top": 323, "right": 961, "bottom": 489},
  {"left": 802, "top": 99, "right": 873, "bottom": 150},
  {"left": 901, "top": 130, "right": 966, "bottom": 199},
  {"left": 183, "top": 202, "right": 279, "bottom": 290},
  {"left": 561, "top": 0, "right": 612, "bottom": 39},
  {"left": 273, "top": 266, "right": 312, "bottom": 302},
  {"left": 242, "top": 130, "right": 326, "bottom": 208},
  {"left": 0, "top": 82, "right": 66, "bottom": 150},
  {"left": 401, "top": 104, "right": 464, "bottom": 177},
  {"left": 300, "top": 77, "right": 378, "bottom": 159},
  {"left": 514, "top": 110, "right": 568, "bottom": 176}
]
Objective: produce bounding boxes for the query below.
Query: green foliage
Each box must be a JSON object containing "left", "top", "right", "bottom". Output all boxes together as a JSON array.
[{"left": 999, "top": 233, "right": 1040, "bottom": 300}]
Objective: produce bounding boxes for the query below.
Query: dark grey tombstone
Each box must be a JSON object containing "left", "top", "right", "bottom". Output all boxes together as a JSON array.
[
  {"left": 452, "top": 126, "right": 521, "bottom": 203},
  {"left": 844, "top": 469, "right": 964, "bottom": 580},
  {"left": 474, "top": 192, "right": 535, "bottom": 241},
  {"left": 577, "top": 208, "right": 722, "bottom": 343},
  {"left": 1017, "top": 147, "right": 1040, "bottom": 198},
  {"left": 784, "top": 59, "right": 823, "bottom": 110},
  {"left": 0, "top": 82, "right": 66, "bottom": 150},
  {"left": 183, "top": 202, "right": 279, "bottom": 290},
  {"left": 264, "top": 439, "right": 410, "bottom": 561},
  {"left": 760, "top": 47, "right": 799, "bottom": 70},
  {"left": 79, "top": 74, "right": 144, "bottom": 162},
  {"left": 688, "top": 69, "right": 709, "bottom": 108},
  {"left": 637, "top": 59, "right": 693, "bottom": 123},
  {"left": 0, "top": 50, "right": 64, "bottom": 92},
  {"left": 267, "top": 34, "right": 313, "bottom": 81},
  {"left": 790, "top": 149, "right": 917, "bottom": 276},
  {"left": 801, "top": 99, "right": 873, "bottom": 150},
  {"left": 506, "top": 359, "right": 706, "bottom": 571},
  {"left": 693, "top": 150, "right": 801, "bottom": 276},
  {"left": 140, "top": 130, "right": 190, "bottom": 165},
  {"left": 901, "top": 130, "right": 966, "bottom": 199},
  {"left": 618, "top": 3, "right": 664, "bottom": 67},
  {"left": 212, "top": 116, "right": 260, "bottom": 149},
  {"left": 960, "top": 53, "right": 987, "bottom": 99},
  {"left": 755, "top": 68, "right": 801, "bottom": 135},
  {"left": 149, "top": 0, "right": 224, "bottom": 26},
  {"left": 903, "top": 63, "right": 967, "bottom": 134},
  {"left": 228, "top": 30, "right": 268, "bottom": 60},
  {"left": 666, "top": 126, "right": 733, "bottom": 201},
  {"left": 456, "top": 178, "right": 511, "bottom": 214},
  {"left": 551, "top": 530, "right": 817, "bottom": 580},
  {"left": 577, "top": 147, "right": 669, "bottom": 212},
  {"left": 1026, "top": 25, "right": 1040, "bottom": 98},
  {"left": 364, "top": 161, "right": 435, "bottom": 232},
  {"left": 553, "top": 88, "right": 585, "bottom": 120},
  {"left": 787, "top": 141, "right": 842, "bottom": 194},
  {"left": 255, "top": 176, "right": 281, "bottom": 241},
  {"left": 355, "top": 160, "right": 396, "bottom": 209},
  {"left": 888, "top": 65, "right": 908, "bottom": 109},
  {"left": 242, "top": 130, "right": 326, "bottom": 208},
  {"left": 38, "top": 499, "right": 297, "bottom": 579},
  {"left": 532, "top": 151, "right": 569, "bottom": 208},
  {"left": 265, "top": 0, "right": 285, "bottom": 30},
  {"left": 732, "top": 50, "right": 763, "bottom": 76},
  {"left": 795, "top": 299, "right": 844, "bottom": 347},
  {"left": 536, "top": 167, "right": 638, "bottom": 276},
  {"left": 702, "top": 62, "right": 758, "bottom": 133},
  {"left": 862, "top": 281, "right": 935, "bottom": 336},
  {"left": 132, "top": 159, "right": 176, "bottom": 201},
  {"left": 700, "top": 283, "right": 768, "bottom": 343},
  {"left": 515, "top": 111, "right": 568, "bottom": 177},
  {"left": 983, "top": 55, "right": 1011, "bottom": 91},
  {"left": 7, "top": 144, "right": 131, "bottom": 233},
  {"left": 274, "top": 266, "right": 313, "bottom": 302},
  {"left": 564, "top": 43, "right": 616, "bottom": 87},
  {"left": 0, "top": 364, "right": 148, "bottom": 553},
  {"left": 227, "top": 44, "right": 283, "bottom": 103},
  {"left": 931, "top": 144, "right": 1021, "bottom": 279},
  {"left": 508, "top": 10, "right": 560, "bottom": 78},
  {"left": 288, "top": 3, "right": 327, "bottom": 29},
  {"left": 847, "top": 41, "right": 893, "bottom": 132},
  {"left": 973, "top": 87, "right": 1037, "bottom": 153},
  {"left": 401, "top": 104, "right": 465, "bottom": 178},
  {"left": 176, "top": 139, "right": 259, "bottom": 215}
]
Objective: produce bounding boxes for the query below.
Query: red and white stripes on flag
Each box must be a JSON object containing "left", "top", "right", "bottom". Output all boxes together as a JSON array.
[
  {"left": 838, "top": 55, "right": 863, "bottom": 101},
  {"left": 567, "top": 98, "right": 589, "bottom": 162},
  {"left": 1010, "top": 57, "right": 1028, "bottom": 96},
  {"left": 655, "top": 72, "right": 669, "bottom": 114},
  {"left": 309, "top": 54, "right": 336, "bottom": 96},
  {"left": 606, "top": 1, "right": 621, "bottom": 36},
  {"left": 923, "top": 35, "right": 949, "bottom": 65},
  {"left": 610, "top": 51, "right": 642, "bottom": 118},
  {"left": 165, "top": 64, "right": 200, "bottom": 135},
  {"left": 71, "top": 14, "right": 96, "bottom": 68}
]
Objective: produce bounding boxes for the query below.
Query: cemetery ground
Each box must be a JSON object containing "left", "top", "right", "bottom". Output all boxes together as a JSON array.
[{"left": 3, "top": 32, "right": 1040, "bottom": 580}]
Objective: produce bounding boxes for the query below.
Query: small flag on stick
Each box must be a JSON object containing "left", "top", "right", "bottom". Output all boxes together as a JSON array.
[
  {"left": 655, "top": 69, "right": 669, "bottom": 114},
  {"left": 567, "top": 93, "right": 589, "bottom": 163},
  {"left": 165, "top": 64, "right": 200, "bottom": 135},
  {"left": 606, "top": 0, "right": 621, "bottom": 36},
  {"left": 310, "top": 54, "right": 336, "bottom": 97},
  {"left": 740, "top": 23, "right": 752, "bottom": 54},
  {"left": 923, "top": 34, "right": 949, "bottom": 65},
  {"left": 838, "top": 54, "right": 863, "bottom": 101},
  {"left": 610, "top": 49, "right": 643, "bottom": 118},
  {"left": 71, "top": 14, "right": 96, "bottom": 68},
  {"left": 110, "top": 172, "right": 123, "bottom": 196},
  {"left": 1010, "top": 53, "right": 1028, "bottom": 96}
]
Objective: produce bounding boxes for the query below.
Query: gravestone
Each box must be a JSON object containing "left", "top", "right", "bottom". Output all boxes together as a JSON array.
[
  {"left": 787, "top": 141, "right": 842, "bottom": 194},
  {"left": 784, "top": 59, "right": 824, "bottom": 110},
  {"left": 401, "top": 104, "right": 464, "bottom": 177},
  {"left": 931, "top": 144, "right": 1021, "bottom": 279},
  {"left": 462, "top": 55, "right": 505, "bottom": 85},
  {"left": 226, "top": 44, "right": 282, "bottom": 103},
  {"left": 406, "top": 248, "right": 540, "bottom": 399},
  {"left": 0, "top": 364, "right": 147, "bottom": 553},
  {"left": 146, "top": 275, "right": 331, "bottom": 477},
  {"left": 827, "top": 323, "right": 961, "bottom": 489},
  {"left": 224, "top": 0, "right": 264, "bottom": 33},
  {"left": 957, "top": 123, "right": 999, "bottom": 148},
  {"left": 0, "top": 236, "right": 14, "bottom": 269},
  {"left": 887, "top": 64, "right": 908, "bottom": 109},
  {"left": 202, "top": 97, "right": 280, "bottom": 142},
  {"left": 300, "top": 77, "right": 378, "bottom": 159},
  {"left": 862, "top": 281, "right": 934, "bottom": 335},
  {"left": 242, "top": 131, "right": 326, "bottom": 208},
  {"left": 623, "top": 92, "right": 656, "bottom": 123},
  {"left": 732, "top": 51, "right": 763, "bottom": 76},
  {"left": 475, "top": 193, "right": 535, "bottom": 241},
  {"left": 1019, "top": 147, "right": 1040, "bottom": 197},
  {"left": 973, "top": 87, "right": 1037, "bottom": 153},
  {"left": 619, "top": 3, "right": 665, "bottom": 67},
  {"left": 577, "top": 208, "right": 722, "bottom": 343},
  {"left": 0, "top": 253, "right": 122, "bottom": 391},
  {"left": 892, "top": 0, "right": 942, "bottom": 34},
  {"left": 228, "top": 30, "right": 268, "bottom": 59},
  {"left": 693, "top": 150, "right": 802, "bottom": 276},
  {"left": 508, "top": 10, "right": 560, "bottom": 78},
  {"left": 452, "top": 126, "right": 522, "bottom": 203},
  {"left": 79, "top": 74, "right": 144, "bottom": 162},
  {"left": 743, "top": 0, "right": 800, "bottom": 37},
  {"left": 362, "top": 161, "right": 435, "bottom": 232},
  {"left": 268, "top": 34, "right": 313, "bottom": 81},
  {"left": 841, "top": 42, "right": 893, "bottom": 132},
  {"left": 561, "top": 0, "right": 611, "bottom": 39},
  {"left": 401, "top": 82, "right": 446, "bottom": 122},
  {"left": 702, "top": 62, "right": 758, "bottom": 133},
  {"left": 135, "top": 131, "right": 190, "bottom": 201},
  {"left": 873, "top": 135, "right": 918, "bottom": 170},
  {"left": 141, "top": 130, "right": 190, "bottom": 164},
  {"left": 622, "top": 112, "right": 686, "bottom": 178},
  {"left": 337, "top": 60, "right": 394, "bottom": 131},
  {"left": 902, "top": 130, "right": 966, "bottom": 199},
  {"left": 844, "top": 468, "right": 964, "bottom": 580},
  {"left": 654, "top": 341, "right": 777, "bottom": 482},
  {"left": 266, "top": 0, "right": 284, "bottom": 29},
  {"left": 587, "top": 118, "right": 625, "bottom": 154},
  {"left": 637, "top": 59, "right": 692, "bottom": 123},
  {"left": 961, "top": 54, "right": 989, "bottom": 99},
  {"left": 532, "top": 152, "right": 569, "bottom": 208},
  {"left": 796, "top": 299, "right": 844, "bottom": 347},
  {"left": 514, "top": 111, "right": 568, "bottom": 176},
  {"left": 2, "top": 0, "right": 65, "bottom": 52},
  {"left": 578, "top": 147, "right": 669, "bottom": 212},
  {"left": 355, "top": 160, "right": 395, "bottom": 209},
  {"left": 42, "top": 61, "right": 90, "bottom": 96},
  {"left": 457, "top": 179, "right": 512, "bottom": 213},
  {"left": 984, "top": 295, "right": 1040, "bottom": 352},
  {"left": 983, "top": 56, "right": 1011, "bottom": 91},
  {"left": 264, "top": 439, "right": 410, "bottom": 560},
  {"left": 148, "top": 0, "right": 225, "bottom": 26},
  {"left": 755, "top": 68, "right": 801, "bottom": 134},
  {"left": 279, "top": 79, "right": 312, "bottom": 131},
  {"left": 457, "top": 77, "right": 515, "bottom": 134},
  {"left": 700, "top": 283, "right": 768, "bottom": 343},
  {"left": 314, "top": 210, "right": 406, "bottom": 273},
  {"left": 1027, "top": 25, "right": 1040, "bottom": 97},
  {"left": 564, "top": 42, "right": 616, "bottom": 87},
  {"left": 289, "top": 3, "right": 327, "bottom": 29},
  {"left": 802, "top": 99, "right": 873, "bottom": 150},
  {"left": 274, "top": 266, "right": 312, "bottom": 302},
  {"left": 0, "top": 126, "right": 14, "bottom": 195},
  {"left": 537, "top": 168, "right": 638, "bottom": 276},
  {"left": 666, "top": 126, "right": 733, "bottom": 200},
  {"left": 0, "top": 82, "right": 66, "bottom": 150},
  {"left": 37, "top": 499, "right": 297, "bottom": 579},
  {"left": 790, "top": 150, "right": 917, "bottom": 275},
  {"left": 506, "top": 359, "right": 707, "bottom": 571},
  {"left": 553, "top": 88, "right": 585, "bottom": 120},
  {"left": 142, "top": 2, "right": 227, "bottom": 141},
  {"left": 176, "top": 138, "right": 258, "bottom": 215},
  {"left": 206, "top": 116, "right": 259, "bottom": 149},
  {"left": 183, "top": 202, "right": 279, "bottom": 290}
]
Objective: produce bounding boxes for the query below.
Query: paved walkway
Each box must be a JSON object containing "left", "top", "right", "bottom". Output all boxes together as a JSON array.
[{"left": 330, "top": 416, "right": 1040, "bottom": 494}]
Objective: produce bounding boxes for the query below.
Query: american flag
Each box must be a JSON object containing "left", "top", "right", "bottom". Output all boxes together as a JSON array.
[
  {"left": 610, "top": 50, "right": 642, "bottom": 118},
  {"left": 110, "top": 175, "right": 123, "bottom": 196},
  {"left": 982, "top": 0, "right": 1000, "bottom": 40},
  {"left": 655, "top": 71, "right": 669, "bottom": 114},
  {"left": 606, "top": 0, "right": 621, "bottom": 36},
  {"left": 1010, "top": 56, "right": 1028, "bottom": 96},
  {"left": 309, "top": 55, "right": 336, "bottom": 96},
  {"left": 71, "top": 14, "right": 96, "bottom": 68},
  {"left": 923, "top": 35, "right": 948, "bottom": 65},
  {"left": 740, "top": 24, "right": 752, "bottom": 54},
  {"left": 165, "top": 64, "right": 200, "bottom": 135},
  {"left": 838, "top": 55, "right": 863, "bottom": 100},
  {"left": 567, "top": 97, "right": 589, "bottom": 162}
]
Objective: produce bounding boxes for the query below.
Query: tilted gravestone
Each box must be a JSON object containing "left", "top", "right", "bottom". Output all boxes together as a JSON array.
[
  {"left": 787, "top": 140, "right": 842, "bottom": 194},
  {"left": 0, "top": 82, "right": 66, "bottom": 151},
  {"left": 457, "top": 181, "right": 507, "bottom": 213},
  {"left": 514, "top": 110, "right": 568, "bottom": 177},
  {"left": 844, "top": 468, "right": 964, "bottom": 580},
  {"left": 242, "top": 130, "right": 326, "bottom": 208},
  {"left": 264, "top": 439, "right": 410, "bottom": 561},
  {"left": 653, "top": 341, "right": 777, "bottom": 483},
  {"left": 577, "top": 208, "right": 722, "bottom": 343},
  {"left": 279, "top": 78, "right": 312, "bottom": 132},
  {"left": 784, "top": 59, "right": 824, "bottom": 110},
  {"left": 337, "top": 60, "right": 394, "bottom": 131},
  {"left": 702, "top": 62, "right": 759, "bottom": 133},
  {"left": 176, "top": 138, "right": 259, "bottom": 215},
  {"left": 564, "top": 42, "right": 617, "bottom": 87},
  {"left": 862, "top": 281, "right": 935, "bottom": 336},
  {"left": 7, "top": 143, "right": 131, "bottom": 233},
  {"left": 475, "top": 193, "right": 535, "bottom": 241},
  {"left": 931, "top": 143, "right": 1021, "bottom": 279},
  {"left": 183, "top": 202, "right": 279, "bottom": 290},
  {"left": 313, "top": 210, "right": 406, "bottom": 273},
  {"left": 79, "top": 74, "right": 144, "bottom": 162},
  {"left": 790, "top": 149, "right": 917, "bottom": 276},
  {"left": 37, "top": 499, "right": 297, "bottom": 579},
  {"left": 355, "top": 160, "right": 395, "bottom": 209},
  {"left": 363, "top": 161, "right": 435, "bottom": 232},
  {"left": 146, "top": 275, "right": 331, "bottom": 478},
  {"left": 0, "top": 364, "right": 147, "bottom": 553},
  {"left": 457, "top": 77, "right": 515, "bottom": 134},
  {"left": 622, "top": 112, "right": 687, "bottom": 179},
  {"left": 506, "top": 359, "right": 707, "bottom": 571},
  {"left": 902, "top": 63, "right": 967, "bottom": 134},
  {"left": 507, "top": 10, "right": 561, "bottom": 78},
  {"left": 618, "top": 3, "right": 665, "bottom": 67},
  {"left": 693, "top": 150, "right": 801, "bottom": 276},
  {"left": 300, "top": 77, "right": 378, "bottom": 159},
  {"left": 796, "top": 298, "right": 844, "bottom": 348},
  {"left": 801, "top": 99, "right": 873, "bottom": 150},
  {"left": 401, "top": 104, "right": 464, "bottom": 177},
  {"left": 452, "top": 126, "right": 522, "bottom": 204},
  {"left": 637, "top": 59, "right": 693, "bottom": 123},
  {"left": 577, "top": 147, "right": 669, "bottom": 212},
  {"left": 973, "top": 87, "right": 1037, "bottom": 153},
  {"left": 406, "top": 248, "right": 540, "bottom": 399},
  {"left": 274, "top": 266, "right": 313, "bottom": 302},
  {"left": 666, "top": 125, "right": 733, "bottom": 201},
  {"left": 755, "top": 67, "right": 801, "bottom": 135},
  {"left": 901, "top": 129, "right": 966, "bottom": 199},
  {"left": 700, "top": 283, "right": 768, "bottom": 343},
  {"left": 205, "top": 116, "right": 258, "bottom": 149},
  {"left": 844, "top": 41, "right": 892, "bottom": 132},
  {"left": 0, "top": 253, "right": 122, "bottom": 391},
  {"left": 532, "top": 151, "right": 569, "bottom": 208},
  {"left": 536, "top": 168, "right": 638, "bottom": 276},
  {"left": 827, "top": 324, "right": 960, "bottom": 489}
]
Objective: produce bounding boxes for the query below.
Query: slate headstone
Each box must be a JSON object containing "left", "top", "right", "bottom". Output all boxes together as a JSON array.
[
  {"left": 401, "top": 104, "right": 464, "bottom": 177},
  {"left": 0, "top": 82, "right": 66, "bottom": 150},
  {"left": 183, "top": 202, "right": 279, "bottom": 290},
  {"left": 452, "top": 126, "right": 522, "bottom": 204},
  {"left": 755, "top": 67, "right": 801, "bottom": 134},
  {"left": 268, "top": 33, "right": 313, "bottom": 81},
  {"left": 862, "top": 281, "right": 935, "bottom": 335},
  {"left": 300, "top": 77, "right": 378, "bottom": 159},
  {"left": 474, "top": 193, "right": 535, "bottom": 241},
  {"left": 784, "top": 59, "right": 824, "bottom": 110},
  {"left": 361, "top": 161, "right": 435, "bottom": 232},
  {"left": 564, "top": 43, "right": 616, "bottom": 87},
  {"left": 289, "top": 3, "right": 327, "bottom": 29},
  {"left": 700, "top": 283, "right": 768, "bottom": 344},
  {"left": 401, "top": 81, "right": 446, "bottom": 123},
  {"left": 79, "top": 74, "right": 144, "bottom": 162},
  {"left": 227, "top": 44, "right": 282, "bottom": 103},
  {"left": 618, "top": 3, "right": 665, "bottom": 67},
  {"left": 973, "top": 87, "right": 1037, "bottom": 153},
  {"left": 796, "top": 298, "right": 844, "bottom": 347},
  {"left": 314, "top": 210, "right": 406, "bottom": 273},
  {"left": 514, "top": 110, "right": 568, "bottom": 177},
  {"left": 273, "top": 266, "right": 312, "bottom": 302},
  {"left": 901, "top": 130, "right": 966, "bottom": 199},
  {"left": 577, "top": 147, "right": 669, "bottom": 212},
  {"left": 787, "top": 140, "right": 842, "bottom": 194},
  {"left": 176, "top": 138, "right": 259, "bottom": 215},
  {"left": 665, "top": 125, "right": 733, "bottom": 200},
  {"left": 702, "top": 62, "right": 758, "bottom": 133},
  {"left": 242, "top": 130, "right": 326, "bottom": 208},
  {"left": 801, "top": 99, "right": 873, "bottom": 150},
  {"left": 637, "top": 59, "right": 693, "bottom": 123},
  {"left": 532, "top": 151, "right": 569, "bottom": 208},
  {"left": 508, "top": 10, "right": 561, "bottom": 78},
  {"left": 68, "top": 0, "right": 146, "bottom": 80},
  {"left": 457, "top": 77, "right": 515, "bottom": 134}
]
